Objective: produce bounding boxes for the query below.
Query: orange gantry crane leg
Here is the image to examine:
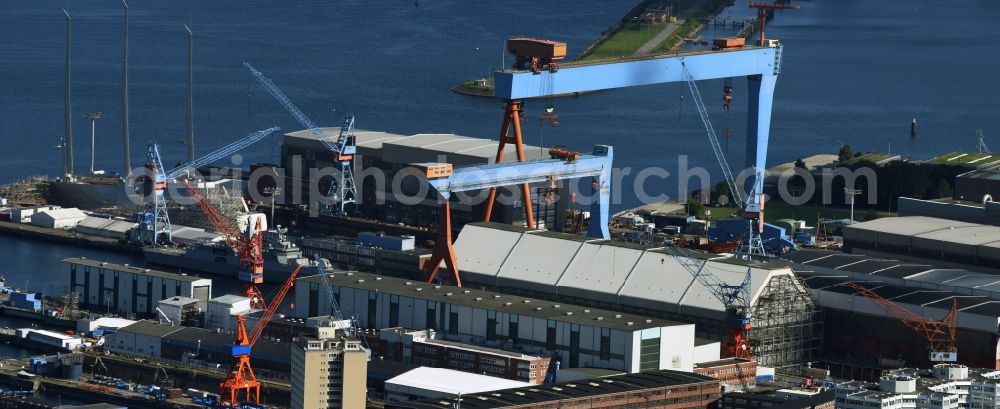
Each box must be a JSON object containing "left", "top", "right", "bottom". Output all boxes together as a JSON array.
[
  {"left": 424, "top": 201, "right": 461, "bottom": 287},
  {"left": 483, "top": 100, "right": 535, "bottom": 229},
  {"left": 219, "top": 316, "right": 260, "bottom": 404}
]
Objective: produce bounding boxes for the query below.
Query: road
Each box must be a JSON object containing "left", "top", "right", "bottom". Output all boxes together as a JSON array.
[{"left": 633, "top": 0, "right": 713, "bottom": 55}]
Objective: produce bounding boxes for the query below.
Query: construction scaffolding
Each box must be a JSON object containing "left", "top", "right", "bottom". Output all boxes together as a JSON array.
[
  {"left": 0, "top": 175, "right": 50, "bottom": 206},
  {"left": 750, "top": 274, "right": 824, "bottom": 368}
]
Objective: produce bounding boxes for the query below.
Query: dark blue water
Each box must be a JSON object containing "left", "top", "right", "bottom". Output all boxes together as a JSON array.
[
  {"left": 2, "top": 1, "right": 1000, "bottom": 314},
  {"left": 3, "top": 0, "right": 1000, "bottom": 206}
]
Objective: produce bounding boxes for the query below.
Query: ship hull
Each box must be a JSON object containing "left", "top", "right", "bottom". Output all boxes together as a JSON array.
[{"left": 143, "top": 247, "right": 311, "bottom": 283}]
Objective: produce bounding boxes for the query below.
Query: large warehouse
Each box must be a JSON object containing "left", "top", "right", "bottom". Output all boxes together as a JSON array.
[
  {"left": 784, "top": 249, "right": 1000, "bottom": 370},
  {"left": 293, "top": 271, "right": 721, "bottom": 374},
  {"left": 65, "top": 258, "right": 213, "bottom": 318},
  {"left": 442, "top": 223, "right": 822, "bottom": 368},
  {"left": 281, "top": 128, "right": 566, "bottom": 232},
  {"left": 842, "top": 216, "right": 1000, "bottom": 272}
]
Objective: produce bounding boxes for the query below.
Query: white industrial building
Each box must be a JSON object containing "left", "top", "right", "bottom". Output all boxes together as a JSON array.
[
  {"left": 74, "top": 216, "right": 137, "bottom": 240},
  {"left": 17, "top": 328, "right": 83, "bottom": 351},
  {"left": 206, "top": 294, "right": 252, "bottom": 332},
  {"left": 295, "top": 271, "right": 703, "bottom": 374},
  {"left": 30, "top": 207, "right": 86, "bottom": 229},
  {"left": 836, "top": 364, "right": 1000, "bottom": 409},
  {"left": 385, "top": 367, "right": 532, "bottom": 403},
  {"left": 77, "top": 317, "right": 137, "bottom": 335},
  {"left": 105, "top": 320, "right": 183, "bottom": 358},
  {"left": 9, "top": 205, "right": 60, "bottom": 223},
  {"left": 156, "top": 296, "right": 200, "bottom": 325},
  {"left": 170, "top": 225, "right": 222, "bottom": 246},
  {"left": 65, "top": 258, "right": 212, "bottom": 319},
  {"left": 843, "top": 216, "right": 1000, "bottom": 272},
  {"left": 446, "top": 222, "right": 822, "bottom": 368}
]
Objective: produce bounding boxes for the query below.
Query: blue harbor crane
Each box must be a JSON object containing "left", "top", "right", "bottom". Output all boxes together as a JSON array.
[
  {"left": 492, "top": 37, "right": 785, "bottom": 257},
  {"left": 422, "top": 145, "right": 613, "bottom": 286},
  {"left": 313, "top": 254, "right": 371, "bottom": 352},
  {"left": 244, "top": 63, "right": 358, "bottom": 216},
  {"left": 135, "top": 127, "right": 280, "bottom": 245}
]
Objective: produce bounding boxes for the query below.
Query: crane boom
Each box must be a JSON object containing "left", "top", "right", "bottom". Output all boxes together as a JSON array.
[
  {"left": 244, "top": 63, "right": 357, "bottom": 214},
  {"left": 166, "top": 127, "right": 279, "bottom": 179},
  {"left": 314, "top": 255, "right": 344, "bottom": 322},
  {"left": 662, "top": 244, "right": 753, "bottom": 359},
  {"left": 681, "top": 61, "right": 744, "bottom": 209},
  {"left": 846, "top": 282, "right": 958, "bottom": 362},
  {"left": 247, "top": 264, "right": 302, "bottom": 346}
]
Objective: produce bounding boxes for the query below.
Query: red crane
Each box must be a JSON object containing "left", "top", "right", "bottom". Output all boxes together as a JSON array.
[
  {"left": 183, "top": 180, "right": 289, "bottom": 405},
  {"left": 220, "top": 263, "right": 302, "bottom": 405},
  {"left": 748, "top": 1, "right": 799, "bottom": 46},
  {"left": 846, "top": 282, "right": 959, "bottom": 362}
]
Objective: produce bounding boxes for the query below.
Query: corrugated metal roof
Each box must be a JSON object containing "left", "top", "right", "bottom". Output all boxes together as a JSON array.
[
  {"left": 844, "top": 216, "right": 978, "bottom": 236},
  {"left": 77, "top": 216, "right": 136, "bottom": 233},
  {"left": 35, "top": 207, "right": 86, "bottom": 220},
  {"left": 300, "top": 271, "right": 683, "bottom": 331},
  {"left": 452, "top": 223, "right": 793, "bottom": 319},
  {"left": 63, "top": 258, "right": 210, "bottom": 283}
]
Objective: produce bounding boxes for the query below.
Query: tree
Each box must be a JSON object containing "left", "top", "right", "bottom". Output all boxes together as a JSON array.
[
  {"left": 686, "top": 197, "right": 706, "bottom": 217},
  {"left": 713, "top": 181, "right": 733, "bottom": 206},
  {"left": 863, "top": 209, "right": 879, "bottom": 221},
  {"left": 794, "top": 158, "right": 807, "bottom": 169},
  {"left": 838, "top": 144, "right": 853, "bottom": 162},
  {"left": 926, "top": 178, "right": 953, "bottom": 199}
]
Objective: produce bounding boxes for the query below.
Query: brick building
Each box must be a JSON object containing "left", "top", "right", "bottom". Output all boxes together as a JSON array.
[
  {"left": 695, "top": 358, "right": 758, "bottom": 391},
  {"left": 387, "top": 370, "right": 721, "bottom": 409},
  {"left": 372, "top": 327, "right": 552, "bottom": 384}
]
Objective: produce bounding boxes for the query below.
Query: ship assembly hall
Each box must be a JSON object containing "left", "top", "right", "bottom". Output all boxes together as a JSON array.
[{"left": 4, "top": 5, "right": 1000, "bottom": 409}]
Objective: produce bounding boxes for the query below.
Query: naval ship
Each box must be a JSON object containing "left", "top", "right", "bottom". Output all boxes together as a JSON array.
[{"left": 143, "top": 227, "right": 314, "bottom": 283}]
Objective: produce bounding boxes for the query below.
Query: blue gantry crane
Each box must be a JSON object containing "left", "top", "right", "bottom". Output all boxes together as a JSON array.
[
  {"left": 135, "top": 127, "right": 280, "bottom": 245},
  {"left": 491, "top": 38, "right": 785, "bottom": 256},
  {"left": 422, "top": 145, "right": 613, "bottom": 286},
  {"left": 244, "top": 63, "right": 358, "bottom": 216},
  {"left": 136, "top": 144, "right": 172, "bottom": 244}
]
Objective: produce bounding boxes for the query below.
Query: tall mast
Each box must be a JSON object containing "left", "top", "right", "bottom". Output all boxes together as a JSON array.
[
  {"left": 186, "top": 24, "right": 194, "bottom": 163},
  {"left": 121, "top": 0, "right": 131, "bottom": 174},
  {"left": 64, "top": 9, "right": 73, "bottom": 177}
]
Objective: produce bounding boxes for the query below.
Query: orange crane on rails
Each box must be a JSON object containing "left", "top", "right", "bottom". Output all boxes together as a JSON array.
[
  {"left": 846, "top": 282, "right": 959, "bottom": 362},
  {"left": 749, "top": 1, "right": 799, "bottom": 46},
  {"left": 183, "top": 180, "right": 296, "bottom": 405}
]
